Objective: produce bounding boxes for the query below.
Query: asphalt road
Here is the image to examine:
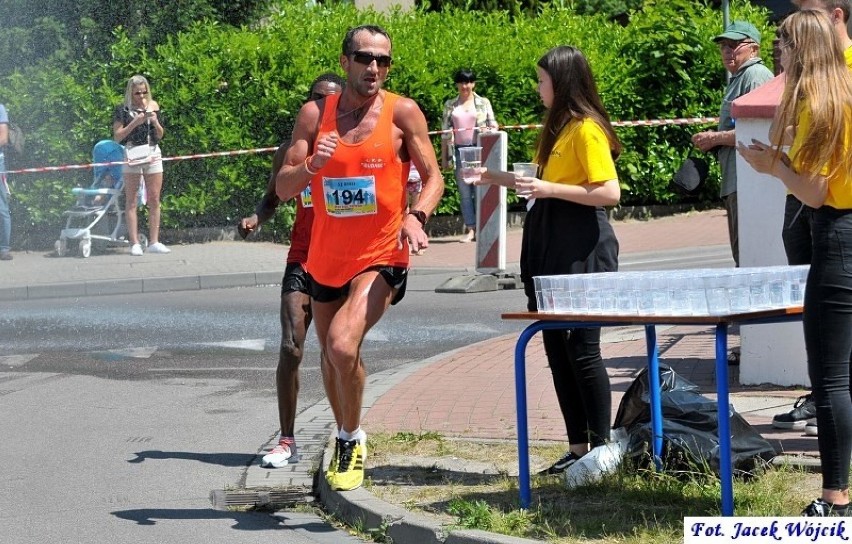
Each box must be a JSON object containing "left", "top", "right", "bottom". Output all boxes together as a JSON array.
[
  {"left": 0, "top": 272, "right": 525, "bottom": 544},
  {"left": 0, "top": 248, "right": 733, "bottom": 544}
]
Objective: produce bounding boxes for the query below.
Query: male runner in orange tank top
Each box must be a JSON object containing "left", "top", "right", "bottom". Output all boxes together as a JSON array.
[{"left": 275, "top": 24, "right": 443, "bottom": 491}]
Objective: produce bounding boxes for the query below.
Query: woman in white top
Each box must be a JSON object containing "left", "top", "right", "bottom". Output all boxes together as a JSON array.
[{"left": 440, "top": 69, "right": 498, "bottom": 243}]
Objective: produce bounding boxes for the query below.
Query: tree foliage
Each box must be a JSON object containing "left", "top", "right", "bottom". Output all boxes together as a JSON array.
[
  {"left": 0, "top": 0, "right": 269, "bottom": 77},
  {"left": 0, "top": 0, "right": 775, "bottom": 249}
]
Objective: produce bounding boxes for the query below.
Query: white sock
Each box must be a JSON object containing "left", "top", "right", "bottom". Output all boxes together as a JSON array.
[
  {"left": 339, "top": 427, "right": 367, "bottom": 445},
  {"left": 339, "top": 427, "right": 359, "bottom": 441}
]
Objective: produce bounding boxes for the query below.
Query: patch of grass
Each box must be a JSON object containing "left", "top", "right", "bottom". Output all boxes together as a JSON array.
[{"left": 364, "top": 432, "right": 821, "bottom": 544}]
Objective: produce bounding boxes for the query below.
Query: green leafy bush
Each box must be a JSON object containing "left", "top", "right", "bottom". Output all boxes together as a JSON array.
[{"left": 1, "top": 0, "right": 775, "bottom": 248}]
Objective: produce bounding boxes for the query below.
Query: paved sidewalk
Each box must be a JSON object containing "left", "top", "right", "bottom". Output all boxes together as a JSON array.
[
  {"left": 2, "top": 207, "right": 734, "bottom": 297},
  {"left": 3, "top": 208, "right": 817, "bottom": 544}
]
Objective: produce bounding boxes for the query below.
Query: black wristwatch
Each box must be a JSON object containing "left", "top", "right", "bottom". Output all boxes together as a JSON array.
[{"left": 408, "top": 209, "right": 427, "bottom": 227}]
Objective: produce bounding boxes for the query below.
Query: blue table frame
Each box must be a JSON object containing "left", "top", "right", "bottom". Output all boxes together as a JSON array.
[{"left": 502, "top": 307, "right": 803, "bottom": 515}]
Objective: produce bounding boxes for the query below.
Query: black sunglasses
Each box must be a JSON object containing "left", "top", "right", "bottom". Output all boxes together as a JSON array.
[{"left": 350, "top": 51, "right": 392, "bottom": 68}]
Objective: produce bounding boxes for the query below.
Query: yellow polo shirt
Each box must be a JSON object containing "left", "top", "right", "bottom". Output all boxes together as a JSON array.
[
  {"left": 789, "top": 105, "right": 852, "bottom": 209},
  {"left": 539, "top": 118, "right": 617, "bottom": 185}
]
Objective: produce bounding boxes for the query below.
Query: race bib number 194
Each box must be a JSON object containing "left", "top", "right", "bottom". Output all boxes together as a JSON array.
[{"left": 322, "top": 176, "right": 378, "bottom": 217}]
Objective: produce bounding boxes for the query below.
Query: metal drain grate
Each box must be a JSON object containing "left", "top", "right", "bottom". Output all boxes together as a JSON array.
[{"left": 210, "top": 488, "right": 313, "bottom": 510}]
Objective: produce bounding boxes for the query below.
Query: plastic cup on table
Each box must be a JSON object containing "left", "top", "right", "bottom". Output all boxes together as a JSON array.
[
  {"left": 568, "top": 276, "right": 588, "bottom": 314},
  {"left": 586, "top": 282, "right": 603, "bottom": 315},
  {"left": 767, "top": 274, "right": 786, "bottom": 308},
  {"left": 616, "top": 274, "right": 639, "bottom": 315},
  {"left": 651, "top": 275, "right": 671, "bottom": 315},
  {"left": 459, "top": 146, "right": 483, "bottom": 184},
  {"left": 537, "top": 277, "right": 554, "bottom": 313},
  {"left": 598, "top": 275, "right": 618, "bottom": 313},
  {"left": 787, "top": 268, "right": 806, "bottom": 306},
  {"left": 687, "top": 280, "right": 709, "bottom": 316},
  {"left": 636, "top": 274, "right": 655, "bottom": 315},
  {"left": 705, "top": 274, "right": 731, "bottom": 316},
  {"left": 669, "top": 273, "right": 692, "bottom": 315},
  {"left": 749, "top": 271, "right": 771, "bottom": 310},
  {"left": 551, "top": 275, "right": 573, "bottom": 313},
  {"left": 727, "top": 271, "right": 750, "bottom": 312},
  {"left": 553, "top": 290, "right": 573, "bottom": 313},
  {"left": 533, "top": 277, "right": 545, "bottom": 312}
]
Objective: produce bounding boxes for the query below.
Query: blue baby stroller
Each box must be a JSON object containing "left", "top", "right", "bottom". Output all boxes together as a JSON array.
[{"left": 55, "top": 140, "right": 144, "bottom": 257}]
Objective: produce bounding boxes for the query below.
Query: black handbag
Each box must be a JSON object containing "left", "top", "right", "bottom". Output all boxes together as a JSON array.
[{"left": 672, "top": 156, "right": 710, "bottom": 193}]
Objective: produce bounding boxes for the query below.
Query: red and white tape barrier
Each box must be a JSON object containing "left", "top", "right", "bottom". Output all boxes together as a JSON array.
[
  {"left": 427, "top": 116, "right": 719, "bottom": 136},
  {"left": 1, "top": 117, "right": 719, "bottom": 176},
  {"left": 1, "top": 146, "right": 280, "bottom": 176}
]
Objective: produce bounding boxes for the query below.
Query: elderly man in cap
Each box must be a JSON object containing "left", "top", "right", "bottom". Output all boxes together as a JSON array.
[{"left": 692, "top": 21, "right": 773, "bottom": 268}]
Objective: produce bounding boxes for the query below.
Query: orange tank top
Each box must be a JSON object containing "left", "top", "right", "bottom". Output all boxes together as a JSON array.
[{"left": 305, "top": 92, "right": 410, "bottom": 287}]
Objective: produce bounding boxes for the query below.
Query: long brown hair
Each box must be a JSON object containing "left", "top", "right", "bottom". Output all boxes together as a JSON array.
[
  {"left": 775, "top": 10, "right": 852, "bottom": 180},
  {"left": 535, "top": 46, "right": 621, "bottom": 172}
]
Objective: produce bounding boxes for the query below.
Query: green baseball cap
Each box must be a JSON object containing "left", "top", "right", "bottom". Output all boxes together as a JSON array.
[{"left": 713, "top": 21, "right": 762, "bottom": 45}]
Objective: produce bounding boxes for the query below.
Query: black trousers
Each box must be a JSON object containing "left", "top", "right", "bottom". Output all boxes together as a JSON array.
[
  {"left": 522, "top": 199, "right": 619, "bottom": 447},
  {"left": 804, "top": 207, "right": 852, "bottom": 491},
  {"left": 782, "top": 194, "right": 815, "bottom": 266}
]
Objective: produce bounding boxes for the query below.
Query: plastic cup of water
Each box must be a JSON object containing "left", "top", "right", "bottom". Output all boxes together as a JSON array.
[
  {"left": 705, "top": 275, "right": 730, "bottom": 315},
  {"left": 512, "top": 162, "right": 538, "bottom": 198},
  {"left": 459, "top": 147, "right": 482, "bottom": 184},
  {"left": 749, "top": 271, "right": 771, "bottom": 309},
  {"left": 729, "top": 273, "right": 751, "bottom": 312},
  {"left": 650, "top": 276, "right": 671, "bottom": 315},
  {"left": 513, "top": 163, "right": 538, "bottom": 177},
  {"left": 553, "top": 290, "right": 572, "bottom": 313},
  {"left": 670, "top": 273, "right": 692, "bottom": 315},
  {"left": 616, "top": 276, "right": 639, "bottom": 315},
  {"left": 787, "top": 268, "right": 806, "bottom": 306},
  {"left": 637, "top": 275, "right": 655, "bottom": 314},
  {"left": 598, "top": 275, "right": 617, "bottom": 313}
]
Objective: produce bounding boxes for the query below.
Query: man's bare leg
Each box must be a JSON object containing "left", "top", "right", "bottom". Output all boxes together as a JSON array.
[
  {"left": 262, "top": 290, "right": 311, "bottom": 468},
  {"left": 312, "top": 270, "right": 395, "bottom": 490}
]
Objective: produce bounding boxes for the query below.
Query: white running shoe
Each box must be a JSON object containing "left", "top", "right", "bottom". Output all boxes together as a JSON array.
[
  {"left": 146, "top": 242, "right": 171, "bottom": 254},
  {"left": 130, "top": 243, "right": 143, "bottom": 256},
  {"left": 261, "top": 441, "right": 297, "bottom": 468}
]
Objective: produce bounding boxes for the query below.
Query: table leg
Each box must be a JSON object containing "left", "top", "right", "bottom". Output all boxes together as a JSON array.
[
  {"left": 715, "top": 323, "right": 734, "bottom": 516},
  {"left": 514, "top": 323, "right": 541, "bottom": 510},
  {"left": 512, "top": 320, "right": 608, "bottom": 509},
  {"left": 644, "top": 325, "right": 663, "bottom": 471}
]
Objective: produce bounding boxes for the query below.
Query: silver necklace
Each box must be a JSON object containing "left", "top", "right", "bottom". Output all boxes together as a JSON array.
[{"left": 337, "top": 94, "right": 379, "bottom": 120}]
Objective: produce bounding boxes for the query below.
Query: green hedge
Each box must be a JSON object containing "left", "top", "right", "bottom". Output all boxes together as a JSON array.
[{"left": 1, "top": 0, "right": 774, "bottom": 248}]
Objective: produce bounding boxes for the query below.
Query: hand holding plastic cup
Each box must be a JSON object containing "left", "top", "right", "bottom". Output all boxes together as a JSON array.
[
  {"left": 459, "top": 146, "right": 483, "bottom": 184},
  {"left": 513, "top": 162, "right": 538, "bottom": 197}
]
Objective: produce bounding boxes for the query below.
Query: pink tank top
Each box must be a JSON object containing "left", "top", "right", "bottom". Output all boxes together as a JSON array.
[{"left": 452, "top": 106, "right": 478, "bottom": 146}]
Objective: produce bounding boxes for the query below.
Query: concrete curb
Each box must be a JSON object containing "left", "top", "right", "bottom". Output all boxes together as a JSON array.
[
  {"left": 296, "top": 344, "right": 547, "bottom": 544},
  {"left": 0, "top": 267, "right": 471, "bottom": 302},
  {"left": 316, "top": 432, "right": 543, "bottom": 544}
]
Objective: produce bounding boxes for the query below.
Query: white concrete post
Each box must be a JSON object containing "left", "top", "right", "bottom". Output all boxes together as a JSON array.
[{"left": 733, "top": 77, "right": 809, "bottom": 386}]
